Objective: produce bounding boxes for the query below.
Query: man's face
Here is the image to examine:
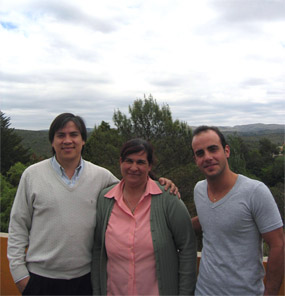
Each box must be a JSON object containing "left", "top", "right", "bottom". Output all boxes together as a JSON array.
[
  {"left": 52, "top": 121, "right": 85, "bottom": 166},
  {"left": 192, "top": 130, "right": 230, "bottom": 180}
]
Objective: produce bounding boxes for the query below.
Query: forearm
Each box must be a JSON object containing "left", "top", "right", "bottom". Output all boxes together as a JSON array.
[
  {"left": 179, "top": 248, "right": 197, "bottom": 295},
  {"left": 8, "top": 214, "right": 31, "bottom": 282},
  {"left": 264, "top": 245, "right": 284, "bottom": 296},
  {"left": 191, "top": 216, "right": 202, "bottom": 235}
]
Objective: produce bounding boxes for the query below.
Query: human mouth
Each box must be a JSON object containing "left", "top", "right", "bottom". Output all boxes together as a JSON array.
[
  {"left": 62, "top": 147, "right": 75, "bottom": 151},
  {"left": 204, "top": 163, "right": 217, "bottom": 169}
]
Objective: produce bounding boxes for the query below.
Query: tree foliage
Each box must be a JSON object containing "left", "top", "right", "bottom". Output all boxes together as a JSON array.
[
  {"left": 1, "top": 111, "right": 31, "bottom": 175},
  {"left": 7, "top": 162, "right": 27, "bottom": 187},
  {"left": 227, "top": 135, "right": 248, "bottom": 175},
  {"left": 113, "top": 94, "right": 173, "bottom": 141},
  {"left": 1, "top": 103, "right": 284, "bottom": 239},
  {"left": 83, "top": 121, "right": 123, "bottom": 178},
  {"left": 113, "top": 95, "right": 193, "bottom": 176},
  {"left": 259, "top": 138, "right": 278, "bottom": 165},
  {"left": 0, "top": 174, "right": 17, "bottom": 232}
]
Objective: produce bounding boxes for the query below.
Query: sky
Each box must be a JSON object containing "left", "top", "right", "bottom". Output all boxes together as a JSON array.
[{"left": 1, "top": 0, "right": 285, "bottom": 130}]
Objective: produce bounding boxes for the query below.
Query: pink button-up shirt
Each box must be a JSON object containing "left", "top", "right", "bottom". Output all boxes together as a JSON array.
[{"left": 104, "top": 179, "right": 162, "bottom": 295}]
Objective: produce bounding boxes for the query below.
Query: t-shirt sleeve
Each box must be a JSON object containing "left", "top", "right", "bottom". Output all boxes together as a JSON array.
[{"left": 251, "top": 182, "right": 283, "bottom": 234}]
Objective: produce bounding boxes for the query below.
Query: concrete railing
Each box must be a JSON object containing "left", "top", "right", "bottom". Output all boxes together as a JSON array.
[{"left": 1, "top": 233, "right": 284, "bottom": 295}]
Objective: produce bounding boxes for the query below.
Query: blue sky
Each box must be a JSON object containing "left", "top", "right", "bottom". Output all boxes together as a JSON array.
[{"left": 1, "top": 0, "right": 285, "bottom": 130}]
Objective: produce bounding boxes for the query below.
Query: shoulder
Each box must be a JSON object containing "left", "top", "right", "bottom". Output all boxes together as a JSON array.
[
  {"left": 152, "top": 181, "right": 175, "bottom": 200},
  {"left": 22, "top": 159, "right": 51, "bottom": 175},
  {"left": 237, "top": 174, "right": 269, "bottom": 195},
  {"left": 83, "top": 160, "right": 114, "bottom": 176},
  {"left": 99, "top": 184, "right": 118, "bottom": 197},
  {"left": 152, "top": 181, "right": 187, "bottom": 209},
  {"left": 238, "top": 174, "right": 262, "bottom": 186},
  {"left": 97, "top": 185, "right": 116, "bottom": 211},
  {"left": 83, "top": 160, "right": 108, "bottom": 172},
  {"left": 194, "top": 179, "right": 207, "bottom": 191}
]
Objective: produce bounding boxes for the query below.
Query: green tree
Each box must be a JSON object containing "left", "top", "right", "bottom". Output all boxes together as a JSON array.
[
  {"left": 260, "top": 156, "right": 284, "bottom": 187},
  {"left": 113, "top": 94, "right": 173, "bottom": 141},
  {"left": 113, "top": 95, "right": 193, "bottom": 176},
  {"left": 1, "top": 111, "right": 31, "bottom": 174},
  {"left": 83, "top": 121, "right": 123, "bottom": 178},
  {"left": 7, "top": 162, "right": 27, "bottom": 187},
  {"left": 246, "top": 149, "right": 263, "bottom": 178},
  {"left": 227, "top": 135, "right": 248, "bottom": 174},
  {"left": 0, "top": 174, "right": 17, "bottom": 232},
  {"left": 259, "top": 138, "right": 277, "bottom": 166}
]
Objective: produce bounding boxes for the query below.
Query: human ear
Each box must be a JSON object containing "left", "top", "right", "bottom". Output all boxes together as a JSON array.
[{"left": 225, "top": 145, "right": 230, "bottom": 158}]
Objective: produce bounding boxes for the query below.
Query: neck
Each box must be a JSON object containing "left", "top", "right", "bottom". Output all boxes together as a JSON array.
[
  {"left": 123, "top": 182, "right": 147, "bottom": 214},
  {"left": 56, "top": 156, "right": 81, "bottom": 179},
  {"left": 123, "top": 182, "right": 146, "bottom": 200},
  {"left": 207, "top": 170, "right": 238, "bottom": 200}
]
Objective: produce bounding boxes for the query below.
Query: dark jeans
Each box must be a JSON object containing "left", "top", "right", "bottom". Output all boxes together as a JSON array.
[{"left": 22, "top": 272, "right": 92, "bottom": 295}]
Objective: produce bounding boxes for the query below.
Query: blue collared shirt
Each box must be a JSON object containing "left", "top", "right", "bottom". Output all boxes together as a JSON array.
[{"left": 51, "top": 156, "right": 84, "bottom": 187}]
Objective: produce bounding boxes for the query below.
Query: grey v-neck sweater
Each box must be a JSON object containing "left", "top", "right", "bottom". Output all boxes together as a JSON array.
[{"left": 8, "top": 158, "right": 119, "bottom": 282}]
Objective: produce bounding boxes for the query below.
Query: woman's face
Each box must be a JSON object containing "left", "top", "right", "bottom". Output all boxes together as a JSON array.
[{"left": 120, "top": 151, "right": 152, "bottom": 187}]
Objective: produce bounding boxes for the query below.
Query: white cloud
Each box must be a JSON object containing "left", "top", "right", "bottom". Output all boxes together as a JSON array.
[{"left": 0, "top": 0, "right": 284, "bottom": 130}]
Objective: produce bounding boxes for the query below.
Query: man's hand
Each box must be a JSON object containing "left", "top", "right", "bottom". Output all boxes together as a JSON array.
[
  {"left": 158, "top": 177, "right": 181, "bottom": 198},
  {"left": 16, "top": 276, "right": 30, "bottom": 293}
]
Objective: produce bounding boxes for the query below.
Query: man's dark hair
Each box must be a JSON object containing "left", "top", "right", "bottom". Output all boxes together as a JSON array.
[
  {"left": 192, "top": 125, "right": 227, "bottom": 149},
  {"left": 49, "top": 113, "right": 87, "bottom": 155}
]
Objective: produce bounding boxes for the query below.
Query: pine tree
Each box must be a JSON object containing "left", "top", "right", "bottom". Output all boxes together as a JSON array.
[{"left": 0, "top": 111, "right": 31, "bottom": 174}]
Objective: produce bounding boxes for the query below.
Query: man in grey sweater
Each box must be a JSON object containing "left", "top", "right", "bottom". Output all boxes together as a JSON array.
[{"left": 7, "top": 112, "right": 177, "bottom": 295}]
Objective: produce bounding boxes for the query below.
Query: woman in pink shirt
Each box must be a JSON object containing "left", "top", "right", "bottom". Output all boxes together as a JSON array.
[{"left": 92, "top": 138, "right": 197, "bottom": 295}]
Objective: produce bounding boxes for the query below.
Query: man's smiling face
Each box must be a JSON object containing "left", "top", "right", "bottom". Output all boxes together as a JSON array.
[{"left": 52, "top": 121, "right": 85, "bottom": 166}]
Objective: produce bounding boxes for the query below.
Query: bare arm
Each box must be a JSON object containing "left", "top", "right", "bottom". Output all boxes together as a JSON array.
[
  {"left": 16, "top": 276, "right": 30, "bottom": 293},
  {"left": 191, "top": 216, "right": 202, "bottom": 235},
  {"left": 262, "top": 227, "right": 284, "bottom": 296},
  {"left": 158, "top": 177, "right": 180, "bottom": 198}
]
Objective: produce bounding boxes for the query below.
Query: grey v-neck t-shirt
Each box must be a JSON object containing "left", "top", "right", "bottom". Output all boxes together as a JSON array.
[{"left": 194, "top": 174, "right": 283, "bottom": 295}]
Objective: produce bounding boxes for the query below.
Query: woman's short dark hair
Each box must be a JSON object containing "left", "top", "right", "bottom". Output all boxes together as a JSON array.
[
  {"left": 49, "top": 113, "right": 87, "bottom": 154},
  {"left": 120, "top": 138, "right": 157, "bottom": 179},
  {"left": 193, "top": 125, "right": 227, "bottom": 149}
]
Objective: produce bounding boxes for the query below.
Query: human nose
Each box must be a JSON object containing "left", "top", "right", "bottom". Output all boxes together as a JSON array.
[
  {"left": 204, "top": 151, "right": 213, "bottom": 161},
  {"left": 130, "top": 162, "right": 138, "bottom": 170},
  {"left": 63, "top": 136, "right": 72, "bottom": 144}
]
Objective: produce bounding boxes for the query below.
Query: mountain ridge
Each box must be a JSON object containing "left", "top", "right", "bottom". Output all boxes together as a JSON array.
[{"left": 15, "top": 123, "right": 284, "bottom": 158}]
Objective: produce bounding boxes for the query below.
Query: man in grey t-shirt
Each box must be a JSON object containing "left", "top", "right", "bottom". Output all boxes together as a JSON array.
[{"left": 191, "top": 125, "right": 283, "bottom": 296}]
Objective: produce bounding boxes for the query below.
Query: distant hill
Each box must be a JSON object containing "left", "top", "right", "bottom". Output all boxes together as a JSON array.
[
  {"left": 15, "top": 124, "right": 284, "bottom": 158},
  {"left": 219, "top": 124, "right": 284, "bottom": 149},
  {"left": 191, "top": 123, "right": 284, "bottom": 134},
  {"left": 219, "top": 123, "right": 284, "bottom": 133}
]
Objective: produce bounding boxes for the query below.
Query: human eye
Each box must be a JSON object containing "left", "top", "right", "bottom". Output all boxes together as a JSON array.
[
  {"left": 195, "top": 150, "right": 204, "bottom": 157},
  {"left": 124, "top": 158, "right": 133, "bottom": 164},
  {"left": 56, "top": 133, "right": 65, "bottom": 138},
  {"left": 70, "top": 132, "right": 80, "bottom": 137},
  {"left": 137, "top": 160, "right": 147, "bottom": 165},
  {"left": 209, "top": 145, "right": 219, "bottom": 152}
]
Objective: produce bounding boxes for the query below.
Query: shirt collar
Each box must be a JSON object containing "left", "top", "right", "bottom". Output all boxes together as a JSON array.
[
  {"left": 51, "top": 156, "right": 83, "bottom": 177},
  {"left": 105, "top": 177, "right": 162, "bottom": 200}
]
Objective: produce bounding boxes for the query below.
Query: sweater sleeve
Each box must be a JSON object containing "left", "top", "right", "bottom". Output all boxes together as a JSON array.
[
  {"left": 166, "top": 194, "right": 197, "bottom": 295},
  {"left": 7, "top": 169, "right": 33, "bottom": 282}
]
